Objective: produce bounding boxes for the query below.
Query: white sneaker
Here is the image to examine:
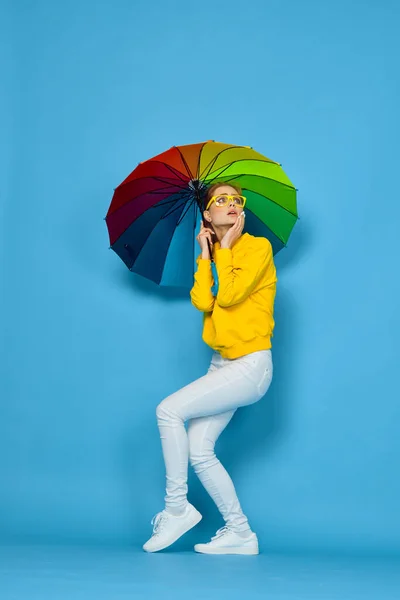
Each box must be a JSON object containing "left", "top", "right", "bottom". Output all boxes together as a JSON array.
[
  {"left": 143, "top": 503, "right": 202, "bottom": 552},
  {"left": 194, "top": 526, "right": 259, "bottom": 555}
]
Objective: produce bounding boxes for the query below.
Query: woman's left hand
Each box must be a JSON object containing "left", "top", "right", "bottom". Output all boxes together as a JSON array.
[{"left": 220, "top": 212, "right": 245, "bottom": 249}]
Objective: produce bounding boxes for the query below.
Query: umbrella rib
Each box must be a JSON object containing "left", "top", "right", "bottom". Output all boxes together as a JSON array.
[
  {"left": 206, "top": 175, "right": 299, "bottom": 219},
  {"left": 110, "top": 195, "right": 183, "bottom": 248},
  {"left": 107, "top": 182, "right": 187, "bottom": 220},
  {"left": 204, "top": 162, "right": 240, "bottom": 185},
  {"left": 247, "top": 209, "right": 290, "bottom": 247},
  {"left": 145, "top": 160, "right": 189, "bottom": 183},
  {"left": 199, "top": 144, "right": 238, "bottom": 180},
  {"left": 204, "top": 169, "right": 298, "bottom": 219},
  {"left": 176, "top": 197, "right": 195, "bottom": 226},
  {"left": 159, "top": 210, "right": 190, "bottom": 286},
  {"left": 129, "top": 200, "right": 188, "bottom": 277},
  {"left": 132, "top": 197, "right": 194, "bottom": 282},
  {"left": 149, "top": 197, "right": 182, "bottom": 210},
  {"left": 154, "top": 196, "right": 185, "bottom": 209},
  {"left": 175, "top": 147, "right": 195, "bottom": 180},
  {"left": 117, "top": 160, "right": 189, "bottom": 189},
  {"left": 136, "top": 175, "right": 188, "bottom": 191},
  {"left": 199, "top": 145, "right": 279, "bottom": 180},
  {"left": 152, "top": 188, "right": 191, "bottom": 208},
  {"left": 206, "top": 159, "right": 295, "bottom": 190},
  {"left": 160, "top": 195, "right": 191, "bottom": 221},
  {"left": 242, "top": 187, "right": 299, "bottom": 219},
  {"left": 195, "top": 141, "right": 209, "bottom": 179}
]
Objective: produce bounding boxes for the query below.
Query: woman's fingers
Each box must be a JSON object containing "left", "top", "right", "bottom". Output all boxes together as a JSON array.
[
  {"left": 198, "top": 225, "right": 213, "bottom": 238},
  {"left": 235, "top": 212, "right": 244, "bottom": 231},
  {"left": 197, "top": 229, "right": 213, "bottom": 247},
  {"left": 197, "top": 223, "right": 216, "bottom": 249}
]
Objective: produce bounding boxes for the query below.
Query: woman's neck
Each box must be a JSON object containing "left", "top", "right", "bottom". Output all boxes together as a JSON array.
[
  {"left": 213, "top": 232, "right": 245, "bottom": 253},
  {"left": 213, "top": 224, "right": 235, "bottom": 243}
]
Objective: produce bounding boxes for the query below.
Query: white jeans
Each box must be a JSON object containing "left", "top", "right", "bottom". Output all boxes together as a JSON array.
[{"left": 156, "top": 349, "right": 273, "bottom": 533}]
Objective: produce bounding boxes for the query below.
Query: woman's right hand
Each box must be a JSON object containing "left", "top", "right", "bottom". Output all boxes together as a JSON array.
[{"left": 196, "top": 221, "right": 214, "bottom": 258}]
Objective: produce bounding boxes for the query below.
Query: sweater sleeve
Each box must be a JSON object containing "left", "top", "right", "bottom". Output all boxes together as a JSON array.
[
  {"left": 190, "top": 255, "right": 215, "bottom": 313},
  {"left": 214, "top": 238, "right": 274, "bottom": 307}
]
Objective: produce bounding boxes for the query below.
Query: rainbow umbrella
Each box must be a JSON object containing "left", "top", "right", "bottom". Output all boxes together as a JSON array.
[{"left": 105, "top": 140, "right": 298, "bottom": 288}]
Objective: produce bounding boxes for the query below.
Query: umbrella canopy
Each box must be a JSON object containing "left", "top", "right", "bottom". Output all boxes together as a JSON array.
[{"left": 105, "top": 140, "right": 298, "bottom": 288}]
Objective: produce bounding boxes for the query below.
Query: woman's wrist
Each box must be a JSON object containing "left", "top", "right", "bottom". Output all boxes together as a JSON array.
[{"left": 201, "top": 250, "right": 211, "bottom": 260}]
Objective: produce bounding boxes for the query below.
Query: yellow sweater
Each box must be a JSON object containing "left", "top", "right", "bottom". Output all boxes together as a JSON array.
[{"left": 190, "top": 232, "right": 277, "bottom": 359}]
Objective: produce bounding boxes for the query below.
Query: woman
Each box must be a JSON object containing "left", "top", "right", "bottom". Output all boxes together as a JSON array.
[{"left": 143, "top": 183, "right": 277, "bottom": 555}]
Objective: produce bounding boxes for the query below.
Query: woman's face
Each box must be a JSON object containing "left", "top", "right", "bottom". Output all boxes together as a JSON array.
[{"left": 204, "top": 185, "right": 244, "bottom": 227}]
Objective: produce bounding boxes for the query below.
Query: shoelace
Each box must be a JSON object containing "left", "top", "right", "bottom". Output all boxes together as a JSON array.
[
  {"left": 150, "top": 511, "right": 168, "bottom": 536},
  {"left": 211, "top": 526, "right": 231, "bottom": 541}
]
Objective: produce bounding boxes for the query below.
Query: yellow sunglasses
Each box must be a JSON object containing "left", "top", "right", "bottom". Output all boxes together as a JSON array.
[{"left": 205, "top": 194, "right": 247, "bottom": 211}]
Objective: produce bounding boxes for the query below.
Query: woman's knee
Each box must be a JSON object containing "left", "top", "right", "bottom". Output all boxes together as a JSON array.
[
  {"left": 156, "top": 398, "right": 170, "bottom": 421},
  {"left": 156, "top": 396, "right": 181, "bottom": 424},
  {"left": 188, "top": 433, "right": 218, "bottom": 472}
]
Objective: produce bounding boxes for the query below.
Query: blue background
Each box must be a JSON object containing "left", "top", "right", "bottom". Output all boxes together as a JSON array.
[{"left": 1, "top": 0, "right": 399, "bottom": 556}]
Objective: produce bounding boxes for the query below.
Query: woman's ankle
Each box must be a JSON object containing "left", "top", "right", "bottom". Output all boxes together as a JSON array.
[{"left": 165, "top": 503, "right": 189, "bottom": 516}]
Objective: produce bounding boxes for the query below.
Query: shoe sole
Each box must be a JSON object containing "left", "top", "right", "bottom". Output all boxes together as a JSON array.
[
  {"left": 143, "top": 510, "right": 202, "bottom": 553},
  {"left": 194, "top": 544, "right": 259, "bottom": 555}
]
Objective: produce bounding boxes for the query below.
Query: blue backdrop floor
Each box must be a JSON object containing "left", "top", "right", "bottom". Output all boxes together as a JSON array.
[{"left": 1, "top": 544, "right": 399, "bottom": 599}]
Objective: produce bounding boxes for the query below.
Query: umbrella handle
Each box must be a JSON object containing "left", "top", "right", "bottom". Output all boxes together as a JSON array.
[{"left": 207, "top": 238, "right": 214, "bottom": 262}]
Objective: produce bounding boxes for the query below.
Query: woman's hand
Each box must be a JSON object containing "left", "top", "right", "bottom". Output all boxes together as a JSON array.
[
  {"left": 220, "top": 212, "right": 245, "bottom": 249},
  {"left": 196, "top": 221, "right": 214, "bottom": 258}
]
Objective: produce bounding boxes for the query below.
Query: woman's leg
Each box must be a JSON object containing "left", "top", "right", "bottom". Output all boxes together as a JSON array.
[
  {"left": 156, "top": 350, "right": 272, "bottom": 517},
  {"left": 187, "top": 411, "right": 252, "bottom": 533}
]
